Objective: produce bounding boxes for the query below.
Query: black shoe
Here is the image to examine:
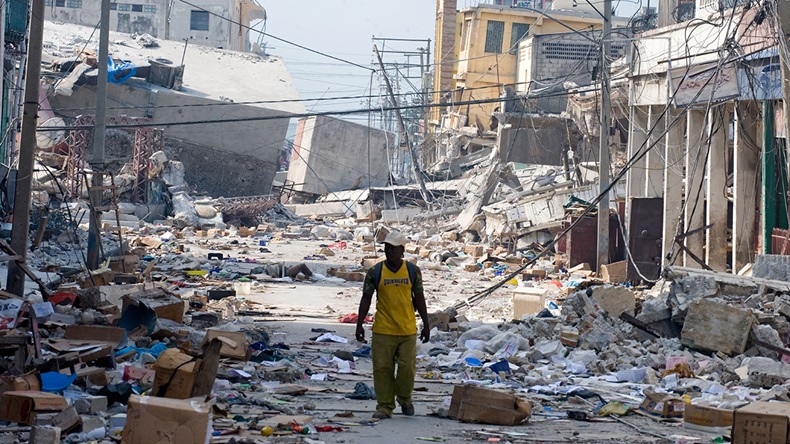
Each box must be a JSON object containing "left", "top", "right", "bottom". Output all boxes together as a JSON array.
[{"left": 401, "top": 402, "right": 415, "bottom": 416}]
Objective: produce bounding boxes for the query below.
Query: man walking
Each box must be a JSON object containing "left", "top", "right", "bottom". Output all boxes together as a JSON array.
[{"left": 356, "top": 231, "right": 430, "bottom": 419}]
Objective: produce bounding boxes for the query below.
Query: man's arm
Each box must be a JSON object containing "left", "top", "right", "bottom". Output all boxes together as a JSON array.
[
  {"left": 356, "top": 270, "right": 376, "bottom": 342},
  {"left": 412, "top": 268, "right": 430, "bottom": 343}
]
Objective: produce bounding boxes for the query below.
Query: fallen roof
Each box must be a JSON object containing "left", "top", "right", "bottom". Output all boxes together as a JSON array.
[{"left": 42, "top": 21, "right": 305, "bottom": 115}]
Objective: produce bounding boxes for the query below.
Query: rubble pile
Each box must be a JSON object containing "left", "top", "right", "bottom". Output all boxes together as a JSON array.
[{"left": 1, "top": 198, "right": 790, "bottom": 442}]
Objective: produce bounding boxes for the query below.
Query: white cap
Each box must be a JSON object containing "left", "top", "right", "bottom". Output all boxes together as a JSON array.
[{"left": 382, "top": 231, "right": 408, "bottom": 247}]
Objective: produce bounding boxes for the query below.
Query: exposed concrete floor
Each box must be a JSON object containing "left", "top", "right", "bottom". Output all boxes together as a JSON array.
[{"left": 190, "top": 236, "right": 722, "bottom": 443}]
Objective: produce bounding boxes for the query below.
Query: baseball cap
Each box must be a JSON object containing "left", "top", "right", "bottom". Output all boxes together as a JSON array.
[{"left": 382, "top": 231, "right": 408, "bottom": 247}]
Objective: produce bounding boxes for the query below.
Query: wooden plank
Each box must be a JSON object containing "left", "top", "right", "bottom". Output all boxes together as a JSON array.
[{"left": 192, "top": 338, "right": 222, "bottom": 397}]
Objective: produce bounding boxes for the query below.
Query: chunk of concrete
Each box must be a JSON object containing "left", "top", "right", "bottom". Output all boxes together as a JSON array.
[
  {"left": 592, "top": 286, "right": 635, "bottom": 317},
  {"left": 669, "top": 275, "right": 718, "bottom": 322},
  {"left": 681, "top": 299, "right": 753, "bottom": 356}
]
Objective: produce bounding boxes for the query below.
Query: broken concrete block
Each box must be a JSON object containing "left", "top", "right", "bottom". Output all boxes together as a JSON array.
[
  {"left": 74, "top": 396, "right": 107, "bottom": 415},
  {"left": 30, "top": 426, "right": 61, "bottom": 444},
  {"left": 681, "top": 299, "right": 753, "bottom": 356},
  {"left": 669, "top": 275, "right": 719, "bottom": 322},
  {"left": 742, "top": 357, "right": 790, "bottom": 388},
  {"left": 752, "top": 324, "right": 784, "bottom": 360},
  {"left": 753, "top": 254, "right": 790, "bottom": 281},
  {"left": 592, "top": 286, "right": 635, "bottom": 317}
]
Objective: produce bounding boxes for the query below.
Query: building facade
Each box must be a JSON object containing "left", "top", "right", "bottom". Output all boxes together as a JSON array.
[
  {"left": 42, "top": 0, "right": 263, "bottom": 51},
  {"left": 433, "top": 2, "right": 626, "bottom": 126}
]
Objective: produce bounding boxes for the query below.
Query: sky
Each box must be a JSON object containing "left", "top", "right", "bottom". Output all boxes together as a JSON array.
[
  {"left": 257, "top": 1, "right": 437, "bottom": 123},
  {"left": 255, "top": 0, "right": 642, "bottom": 133}
]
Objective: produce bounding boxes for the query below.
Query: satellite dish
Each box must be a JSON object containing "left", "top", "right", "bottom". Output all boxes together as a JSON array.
[{"left": 36, "top": 117, "right": 66, "bottom": 150}]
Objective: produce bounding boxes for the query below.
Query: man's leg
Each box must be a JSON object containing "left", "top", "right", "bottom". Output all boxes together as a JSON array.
[
  {"left": 371, "top": 333, "right": 397, "bottom": 415},
  {"left": 394, "top": 334, "right": 417, "bottom": 408}
]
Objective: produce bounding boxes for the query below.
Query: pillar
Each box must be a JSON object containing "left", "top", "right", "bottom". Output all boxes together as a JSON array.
[{"left": 684, "top": 109, "right": 707, "bottom": 268}]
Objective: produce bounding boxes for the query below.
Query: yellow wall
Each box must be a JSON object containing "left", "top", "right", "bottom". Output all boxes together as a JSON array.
[
  {"left": 431, "top": 2, "right": 463, "bottom": 125},
  {"left": 453, "top": 6, "right": 604, "bottom": 124}
]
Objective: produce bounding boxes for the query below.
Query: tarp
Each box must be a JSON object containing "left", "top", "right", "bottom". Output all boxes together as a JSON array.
[{"left": 108, "top": 57, "right": 136, "bottom": 84}]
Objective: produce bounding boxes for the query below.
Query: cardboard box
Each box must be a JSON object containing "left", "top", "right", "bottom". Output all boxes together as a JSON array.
[
  {"left": 52, "top": 405, "right": 81, "bottom": 432},
  {"left": 152, "top": 339, "right": 221, "bottom": 400},
  {"left": 0, "top": 391, "right": 68, "bottom": 425},
  {"left": 448, "top": 385, "right": 531, "bottom": 426},
  {"left": 638, "top": 390, "right": 685, "bottom": 420},
  {"left": 202, "top": 329, "right": 249, "bottom": 360},
  {"left": 732, "top": 401, "right": 790, "bottom": 444},
  {"left": 465, "top": 245, "right": 484, "bottom": 258},
  {"left": 0, "top": 372, "right": 41, "bottom": 397},
  {"left": 122, "top": 288, "right": 185, "bottom": 324},
  {"left": 123, "top": 395, "right": 211, "bottom": 444},
  {"left": 684, "top": 403, "right": 733, "bottom": 433},
  {"left": 64, "top": 325, "right": 127, "bottom": 348},
  {"left": 151, "top": 349, "right": 199, "bottom": 399},
  {"left": 601, "top": 260, "right": 627, "bottom": 283}
]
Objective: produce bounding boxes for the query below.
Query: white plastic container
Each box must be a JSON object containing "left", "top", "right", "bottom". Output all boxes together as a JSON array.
[
  {"left": 233, "top": 282, "right": 251, "bottom": 295},
  {"left": 512, "top": 286, "right": 548, "bottom": 319}
]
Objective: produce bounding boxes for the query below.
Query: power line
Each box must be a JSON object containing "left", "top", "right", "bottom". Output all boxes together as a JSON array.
[
  {"left": 176, "top": 0, "right": 374, "bottom": 72},
  {"left": 40, "top": 85, "right": 602, "bottom": 131}
]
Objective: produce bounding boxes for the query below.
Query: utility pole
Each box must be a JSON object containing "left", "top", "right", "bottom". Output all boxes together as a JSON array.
[
  {"left": 374, "top": 45, "right": 431, "bottom": 203},
  {"left": 86, "top": 0, "right": 110, "bottom": 269},
  {"left": 7, "top": 0, "right": 44, "bottom": 296},
  {"left": 596, "top": 0, "right": 612, "bottom": 273}
]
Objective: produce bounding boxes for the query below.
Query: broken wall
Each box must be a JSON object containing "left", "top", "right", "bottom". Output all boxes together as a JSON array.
[
  {"left": 497, "top": 114, "right": 584, "bottom": 166},
  {"left": 42, "top": 0, "right": 166, "bottom": 39},
  {"left": 287, "top": 116, "right": 394, "bottom": 195},
  {"left": 104, "top": 129, "right": 277, "bottom": 197},
  {"left": 50, "top": 82, "right": 290, "bottom": 196}
]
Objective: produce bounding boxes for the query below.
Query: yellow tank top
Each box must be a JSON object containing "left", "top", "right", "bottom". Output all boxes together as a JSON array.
[{"left": 372, "top": 262, "right": 417, "bottom": 336}]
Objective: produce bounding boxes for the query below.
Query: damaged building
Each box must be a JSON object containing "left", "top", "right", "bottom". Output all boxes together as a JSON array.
[{"left": 39, "top": 22, "right": 303, "bottom": 198}]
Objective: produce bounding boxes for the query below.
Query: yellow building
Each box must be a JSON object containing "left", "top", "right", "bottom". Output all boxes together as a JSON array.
[{"left": 434, "top": 2, "right": 614, "bottom": 126}]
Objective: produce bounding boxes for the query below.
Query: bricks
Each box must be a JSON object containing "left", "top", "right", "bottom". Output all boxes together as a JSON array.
[{"left": 681, "top": 299, "right": 753, "bottom": 355}]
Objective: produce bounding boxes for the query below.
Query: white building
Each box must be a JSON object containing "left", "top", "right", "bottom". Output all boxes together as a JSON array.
[{"left": 43, "top": 0, "right": 264, "bottom": 51}]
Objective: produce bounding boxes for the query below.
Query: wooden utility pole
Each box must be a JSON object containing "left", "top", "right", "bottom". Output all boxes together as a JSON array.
[
  {"left": 596, "top": 0, "right": 612, "bottom": 272},
  {"left": 6, "top": 0, "right": 44, "bottom": 296},
  {"left": 86, "top": 0, "right": 111, "bottom": 269},
  {"left": 374, "top": 45, "right": 431, "bottom": 203}
]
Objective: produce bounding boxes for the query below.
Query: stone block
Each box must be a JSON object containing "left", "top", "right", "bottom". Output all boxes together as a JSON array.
[
  {"left": 30, "top": 426, "right": 61, "bottom": 444},
  {"left": 681, "top": 299, "right": 753, "bottom": 356},
  {"left": 592, "top": 285, "right": 635, "bottom": 317}
]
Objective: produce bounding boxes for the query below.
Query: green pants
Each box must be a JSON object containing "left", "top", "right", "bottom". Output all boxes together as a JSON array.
[{"left": 371, "top": 333, "right": 417, "bottom": 414}]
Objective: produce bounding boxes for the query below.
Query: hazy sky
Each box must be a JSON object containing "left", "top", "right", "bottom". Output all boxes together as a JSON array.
[{"left": 259, "top": 1, "right": 436, "bottom": 120}]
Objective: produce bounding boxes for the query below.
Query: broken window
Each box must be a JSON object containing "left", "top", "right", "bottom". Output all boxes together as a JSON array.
[
  {"left": 131, "top": 4, "right": 142, "bottom": 11},
  {"left": 484, "top": 20, "right": 504, "bottom": 53},
  {"left": 510, "top": 23, "right": 530, "bottom": 53},
  {"left": 109, "top": 2, "right": 117, "bottom": 9},
  {"left": 143, "top": 5, "right": 156, "bottom": 12},
  {"left": 190, "top": 10, "right": 210, "bottom": 31}
]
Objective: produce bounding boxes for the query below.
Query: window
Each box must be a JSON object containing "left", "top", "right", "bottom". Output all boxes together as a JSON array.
[
  {"left": 117, "top": 3, "right": 130, "bottom": 11},
  {"left": 55, "top": 0, "right": 65, "bottom": 6},
  {"left": 44, "top": 0, "right": 53, "bottom": 5},
  {"left": 190, "top": 10, "right": 209, "bottom": 31},
  {"left": 484, "top": 20, "right": 504, "bottom": 53},
  {"left": 131, "top": 4, "right": 142, "bottom": 11},
  {"left": 109, "top": 2, "right": 117, "bottom": 9},
  {"left": 66, "top": 0, "right": 82, "bottom": 7},
  {"left": 143, "top": 5, "right": 156, "bottom": 12},
  {"left": 510, "top": 23, "right": 530, "bottom": 52}
]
